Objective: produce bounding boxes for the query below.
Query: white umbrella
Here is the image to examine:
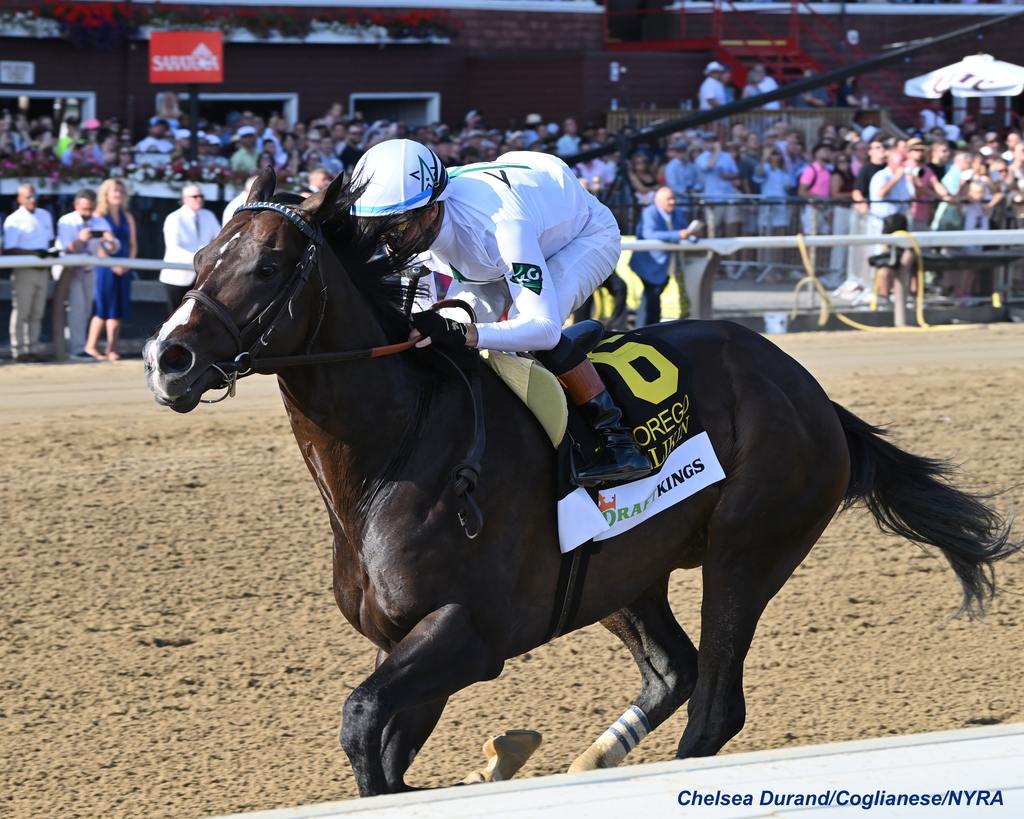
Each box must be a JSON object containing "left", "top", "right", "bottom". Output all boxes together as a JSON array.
[{"left": 904, "top": 53, "right": 1024, "bottom": 99}]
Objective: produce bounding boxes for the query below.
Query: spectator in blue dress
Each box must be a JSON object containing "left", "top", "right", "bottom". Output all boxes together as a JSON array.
[
  {"left": 752, "top": 148, "right": 796, "bottom": 279},
  {"left": 85, "top": 178, "right": 137, "bottom": 361}
]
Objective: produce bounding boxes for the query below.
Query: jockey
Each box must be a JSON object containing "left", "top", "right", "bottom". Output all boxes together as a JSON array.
[{"left": 351, "top": 139, "right": 651, "bottom": 487}]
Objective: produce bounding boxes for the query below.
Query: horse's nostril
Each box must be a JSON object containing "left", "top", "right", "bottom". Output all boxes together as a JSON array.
[{"left": 158, "top": 343, "right": 194, "bottom": 375}]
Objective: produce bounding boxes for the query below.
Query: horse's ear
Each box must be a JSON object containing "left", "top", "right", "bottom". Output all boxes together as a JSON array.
[
  {"left": 247, "top": 166, "right": 276, "bottom": 204},
  {"left": 300, "top": 171, "right": 346, "bottom": 222}
]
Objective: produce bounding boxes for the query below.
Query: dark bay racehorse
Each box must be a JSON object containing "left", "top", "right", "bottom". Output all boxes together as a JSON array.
[{"left": 145, "top": 167, "right": 1018, "bottom": 796}]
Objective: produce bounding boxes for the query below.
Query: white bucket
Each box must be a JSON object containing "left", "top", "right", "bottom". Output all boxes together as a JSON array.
[{"left": 763, "top": 311, "right": 789, "bottom": 334}]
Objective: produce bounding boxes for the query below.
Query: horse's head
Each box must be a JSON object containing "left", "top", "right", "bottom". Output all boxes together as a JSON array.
[{"left": 144, "top": 166, "right": 346, "bottom": 412}]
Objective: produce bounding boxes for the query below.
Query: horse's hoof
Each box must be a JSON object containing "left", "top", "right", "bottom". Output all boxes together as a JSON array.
[{"left": 462, "top": 729, "right": 542, "bottom": 784}]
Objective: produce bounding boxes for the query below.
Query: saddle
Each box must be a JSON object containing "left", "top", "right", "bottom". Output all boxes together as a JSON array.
[{"left": 479, "top": 320, "right": 605, "bottom": 450}]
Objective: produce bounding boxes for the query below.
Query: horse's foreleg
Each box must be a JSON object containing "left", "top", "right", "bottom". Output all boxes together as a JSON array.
[
  {"left": 369, "top": 649, "right": 450, "bottom": 792},
  {"left": 569, "top": 577, "right": 698, "bottom": 772},
  {"left": 379, "top": 697, "right": 448, "bottom": 791},
  {"left": 340, "top": 604, "right": 501, "bottom": 797}
]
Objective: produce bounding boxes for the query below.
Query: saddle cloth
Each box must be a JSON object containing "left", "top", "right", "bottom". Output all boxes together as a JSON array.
[{"left": 484, "top": 330, "right": 727, "bottom": 554}]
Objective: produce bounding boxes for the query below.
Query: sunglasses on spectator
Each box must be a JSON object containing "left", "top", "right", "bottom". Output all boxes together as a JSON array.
[
  {"left": 24, "top": 193, "right": 36, "bottom": 200},
  {"left": 184, "top": 194, "right": 204, "bottom": 199}
]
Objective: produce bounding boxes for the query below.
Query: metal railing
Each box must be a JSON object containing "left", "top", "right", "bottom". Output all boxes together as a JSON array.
[{"left": 3, "top": 229, "right": 1022, "bottom": 360}]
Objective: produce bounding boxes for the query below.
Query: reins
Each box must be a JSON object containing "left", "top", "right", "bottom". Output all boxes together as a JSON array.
[{"left": 183, "top": 199, "right": 486, "bottom": 538}]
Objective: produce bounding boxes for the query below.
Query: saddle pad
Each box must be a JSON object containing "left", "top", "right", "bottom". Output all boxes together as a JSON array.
[
  {"left": 556, "top": 329, "right": 727, "bottom": 553},
  {"left": 481, "top": 350, "right": 567, "bottom": 448}
]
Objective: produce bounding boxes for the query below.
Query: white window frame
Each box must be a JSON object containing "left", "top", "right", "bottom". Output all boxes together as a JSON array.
[
  {"left": 170, "top": 91, "right": 299, "bottom": 124},
  {"left": 0, "top": 89, "right": 96, "bottom": 121},
  {"left": 349, "top": 92, "right": 441, "bottom": 126}
]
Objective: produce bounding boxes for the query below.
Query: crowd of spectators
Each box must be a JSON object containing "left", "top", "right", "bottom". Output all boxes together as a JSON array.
[{"left": 3, "top": 62, "right": 1024, "bottom": 360}]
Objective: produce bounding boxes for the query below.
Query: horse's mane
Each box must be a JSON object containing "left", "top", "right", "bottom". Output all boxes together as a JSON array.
[{"left": 312, "top": 182, "right": 422, "bottom": 341}]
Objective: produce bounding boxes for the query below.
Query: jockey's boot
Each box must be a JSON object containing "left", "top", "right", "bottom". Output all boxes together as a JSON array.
[{"left": 559, "top": 357, "right": 652, "bottom": 487}]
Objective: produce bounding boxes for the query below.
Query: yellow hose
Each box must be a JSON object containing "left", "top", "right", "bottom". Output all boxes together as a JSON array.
[{"left": 790, "top": 232, "right": 970, "bottom": 333}]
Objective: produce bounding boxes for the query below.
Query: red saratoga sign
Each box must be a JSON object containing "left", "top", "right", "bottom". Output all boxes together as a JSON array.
[{"left": 149, "top": 31, "right": 223, "bottom": 84}]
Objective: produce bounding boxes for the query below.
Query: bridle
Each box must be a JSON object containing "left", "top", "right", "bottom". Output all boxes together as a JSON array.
[
  {"left": 179, "top": 199, "right": 485, "bottom": 539},
  {"left": 182, "top": 200, "right": 414, "bottom": 402}
]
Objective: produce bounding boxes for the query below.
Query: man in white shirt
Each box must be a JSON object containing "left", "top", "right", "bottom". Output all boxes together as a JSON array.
[
  {"left": 135, "top": 118, "right": 173, "bottom": 154},
  {"left": 55, "top": 188, "right": 119, "bottom": 359},
  {"left": 575, "top": 148, "right": 616, "bottom": 195},
  {"left": 351, "top": 140, "right": 652, "bottom": 486},
  {"left": 160, "top": 184, "right": 221, "bottom": 315},
  {"left": 741, "top": 64, "right": 780, "bottom": 110},
  {"left": 699, "top": 62, "right": 728, "bottom": 110},
  {"left": 221, "top": 176, "right": 256, "bottom": 226},
  {"left": 3, "top": 184, "right": 55, "bottom": 361}
]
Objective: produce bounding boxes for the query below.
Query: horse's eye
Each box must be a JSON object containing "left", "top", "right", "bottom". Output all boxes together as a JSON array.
[{"left": 257, "top": 263, "right": 278, "bottom": 278}]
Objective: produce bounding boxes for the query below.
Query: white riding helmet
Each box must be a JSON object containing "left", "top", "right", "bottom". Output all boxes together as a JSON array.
[{"left": 351, "top": 139, "right": 450, "bottom": 218}]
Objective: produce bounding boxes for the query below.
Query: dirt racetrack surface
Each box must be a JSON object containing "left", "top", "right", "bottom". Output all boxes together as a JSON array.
[{"left": 3, "top": 325, "right": 1023, "bottom": 818}]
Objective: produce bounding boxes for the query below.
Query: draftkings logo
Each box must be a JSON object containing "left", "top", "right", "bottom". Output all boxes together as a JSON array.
[{"left": 510, "top": 262, "right": 543, "bottom": 294}]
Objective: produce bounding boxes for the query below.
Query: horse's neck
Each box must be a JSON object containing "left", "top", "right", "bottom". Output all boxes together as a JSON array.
[{"left": 275, "top": 273, "right": 422, "bottom": 541}]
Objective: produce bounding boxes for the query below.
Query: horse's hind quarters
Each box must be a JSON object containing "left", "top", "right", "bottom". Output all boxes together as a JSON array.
[{"left": 461, "top": 729, "right": 542, "bottom": 784}]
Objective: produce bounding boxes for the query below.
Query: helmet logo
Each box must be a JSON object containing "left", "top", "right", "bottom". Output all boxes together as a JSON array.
[{"left": 410, "top": 154, "right": 441, "bottom": 193}]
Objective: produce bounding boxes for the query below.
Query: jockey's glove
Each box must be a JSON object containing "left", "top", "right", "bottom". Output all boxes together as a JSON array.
[{"left": 411, "top": 311, "right": 471, "bottom": 350}]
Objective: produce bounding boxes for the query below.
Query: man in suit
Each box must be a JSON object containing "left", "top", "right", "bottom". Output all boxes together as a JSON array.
[
  {"left": 629, "top": 186, "right": 701, "bottom": 326},
  {"left": 159, "top": 184, "right": 221, "bottom": 315}
]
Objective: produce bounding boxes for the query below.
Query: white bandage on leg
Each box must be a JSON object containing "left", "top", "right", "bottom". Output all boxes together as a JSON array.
[{"left": 568, "top": 705, "right": 651, "bottom": 773}]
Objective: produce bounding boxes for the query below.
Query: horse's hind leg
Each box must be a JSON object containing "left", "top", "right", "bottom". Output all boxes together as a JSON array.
[
  {"left": 569, "top": 577, "right": 698, "bottom": 772},
  {"left": 675, "top": 515, "right": 828, "bottom": 759}
]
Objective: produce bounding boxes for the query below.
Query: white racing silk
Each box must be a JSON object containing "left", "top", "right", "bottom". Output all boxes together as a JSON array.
[{"left": 417, "top": 151, "right": 619, "bottom": 353}]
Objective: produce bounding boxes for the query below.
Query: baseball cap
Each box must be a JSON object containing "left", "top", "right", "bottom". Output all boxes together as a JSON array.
[
  {"left": 906, "top": 137, "right": 925, "bottom": 150},
  {"left": 236, "top": 125, "right": 257, "bottom": 137},
  {"left": 174, "top": 128, "right": 191, "bottom": 140},
  {"left": 206, "top": 134, "right": 222, "bottom": 146},
  {"left": 82, "top": 118, "right": 100, "bottom": 130},
  {"left": 705, "top": 61, "right": 726, "bottom": 75},
  {"left": 525, "top": 113, "right": 543, "bottom": 126}
]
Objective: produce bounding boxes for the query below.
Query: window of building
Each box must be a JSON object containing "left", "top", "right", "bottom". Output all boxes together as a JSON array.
[{"left": 349, "top": 93, "right": 441, "bottom": 127}]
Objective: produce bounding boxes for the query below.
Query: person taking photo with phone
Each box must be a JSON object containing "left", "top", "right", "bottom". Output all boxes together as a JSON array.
[{"left": 55, "top": 188, "right": 119, "bottom": 360}]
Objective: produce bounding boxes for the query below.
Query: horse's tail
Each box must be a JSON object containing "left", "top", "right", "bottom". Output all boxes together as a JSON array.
[{"left": 833, "top": 401, "right": 1019, "bottom": 618}]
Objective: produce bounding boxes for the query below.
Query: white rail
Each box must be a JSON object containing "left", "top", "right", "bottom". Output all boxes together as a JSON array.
[
  {"left": 2, "top": 230, "right": 1022, "bottom": 272},
  {"left": 0, "top": 255, "right": 189, "bottom": 271}
]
